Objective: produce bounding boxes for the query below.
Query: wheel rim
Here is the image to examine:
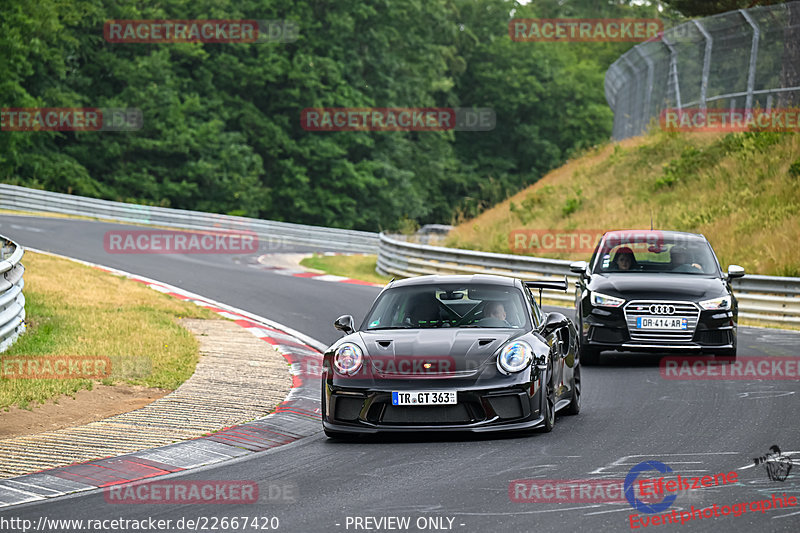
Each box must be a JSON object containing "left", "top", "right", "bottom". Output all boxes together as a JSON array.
[{"left": 573, "top": 366, "right": 581, "bottom": 408}]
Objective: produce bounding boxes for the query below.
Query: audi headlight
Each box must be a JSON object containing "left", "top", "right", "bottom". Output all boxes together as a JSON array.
[
  {"left": 497, "top": 341, "right": 533, "bottom": 374},
  {"left": 333, "top": 343, "right": 363, "bottom": 375},
  {"left": 591, "top": 291, "right": 624, "bottom": 308},
  {"left": 699, "top": 296, "right": 731, "bottom": 310}
]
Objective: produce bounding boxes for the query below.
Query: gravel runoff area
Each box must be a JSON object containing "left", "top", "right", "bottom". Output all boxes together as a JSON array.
[{"left": 0, "top": 318, "right": 292, "bottom": 479}]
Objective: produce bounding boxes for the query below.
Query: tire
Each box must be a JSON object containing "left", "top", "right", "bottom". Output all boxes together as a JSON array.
[
  {"left": 540, "top": 360, "right": 555, "bottom": 433},
  {"left": 579, "top": 343, "right": 601, "bottom": 366},
  {"left": 565, "top": 363, "right": 581, "bottom": 415}
]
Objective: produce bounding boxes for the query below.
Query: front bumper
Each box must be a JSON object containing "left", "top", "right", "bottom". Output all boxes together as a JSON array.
[
  {"left": 581, "top": 303, "right": 737, "bottom": 353},
  {"left": 322, "top": 382, "right": 546, "bottom": 434}
]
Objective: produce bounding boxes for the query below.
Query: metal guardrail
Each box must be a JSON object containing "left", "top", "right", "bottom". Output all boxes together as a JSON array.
[
  {"left": 0, "top": 184, "right": 379, "bottom": 253},
  {"left": 3, "top": 185, "right": 798, "bottom": 327},
  {"left": 377, "top": 233, "right": 800, "bottom": 327},
  {"left": 0, "top": 235, "right": 26, "bottom": 353}
]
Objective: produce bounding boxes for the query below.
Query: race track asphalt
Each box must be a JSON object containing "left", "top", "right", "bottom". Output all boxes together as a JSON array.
[{"left": 1, "top": 215, "right": 798, "bottom": 533}]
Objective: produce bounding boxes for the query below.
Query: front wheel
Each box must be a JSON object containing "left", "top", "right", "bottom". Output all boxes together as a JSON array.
[
  {"left": 540, "top": 361, "right": 555, "bottom": 433},
  {"left": 565, "top": 364, "right": 581, "bottom": 415}
]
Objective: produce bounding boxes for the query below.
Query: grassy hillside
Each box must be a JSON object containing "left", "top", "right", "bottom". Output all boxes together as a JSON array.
[{"left": 446, "top": 130, "right": 800, "bottom": 277}]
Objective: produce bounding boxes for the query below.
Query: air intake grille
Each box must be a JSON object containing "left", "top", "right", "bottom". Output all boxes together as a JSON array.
[{"left": 624, "top": 300, "right": 700, "bottom": 343}]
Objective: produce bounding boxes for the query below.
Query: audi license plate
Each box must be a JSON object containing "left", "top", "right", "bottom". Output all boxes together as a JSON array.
[
  {"left": 392, "top": 391, "right": 456, "bottom": 406},
  {"left": 637, "top": 317, "right": 688, "bottom": 330}
]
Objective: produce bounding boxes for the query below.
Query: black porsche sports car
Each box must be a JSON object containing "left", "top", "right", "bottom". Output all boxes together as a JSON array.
[
  {"left": 571, "top": 230, "right": 743, "bottom": 364},
  {"left": 321, "top": 274, "right": 580, "bottom": 437}
]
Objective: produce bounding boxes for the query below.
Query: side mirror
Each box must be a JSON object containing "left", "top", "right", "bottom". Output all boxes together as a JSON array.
[
  {"left": 543, "top": 312, "right": 568, "bottom": 334},
  {"left": 334, "top": 315, "right": 355, "bottom": 335},
  {"left": 543, "top": 312, "right": 570, "bottom": 353},
  {"left": 569, "top": 261, "right": 587, "bottom": 274},
  {"left": 727, "top": 265, "right": 745, "bottom": 279}
]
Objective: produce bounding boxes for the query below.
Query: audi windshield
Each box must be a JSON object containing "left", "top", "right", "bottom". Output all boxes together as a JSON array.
[{"left": 592, "top": 234, "right": 720, "bottom": 275}]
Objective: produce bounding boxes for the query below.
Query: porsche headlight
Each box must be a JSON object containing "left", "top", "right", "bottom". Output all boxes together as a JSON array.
[
  {"left": 700, "top": 296, "right": 731, "bottom": 310},
  {"left": 333, "top": 343, "right": 363, "bottom": 375},
  {"left": 591, "top": 291, "right": 624, "bottom": 308},
  {"left": 497, "top": 341, "right": 533, "bottom": 374}
]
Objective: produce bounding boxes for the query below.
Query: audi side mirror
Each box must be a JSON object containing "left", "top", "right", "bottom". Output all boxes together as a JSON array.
[
  {"left": 727, "top": 265, "right": 745, "bottom": 279},
  {"left": 334, "top": 315, "right": 355, "bottom": 335},
  {"left": 569, "top": 261, "right": 587, "bottom": 274}
]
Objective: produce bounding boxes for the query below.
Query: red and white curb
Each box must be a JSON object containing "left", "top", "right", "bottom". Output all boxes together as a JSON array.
[
  {"left": 0, "top": 249, "right": 327, "bottom": 508},
  {"left": 256, "top": 252, "right": 384, "bottom": 287}
]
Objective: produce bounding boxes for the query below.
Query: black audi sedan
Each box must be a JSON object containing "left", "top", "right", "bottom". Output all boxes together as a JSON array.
[
  {"left": 571, "top": 230, "right": 743, "bottom": 364},
  {"left": 321, "top": 274, "right": 580, "bottom": 438}
]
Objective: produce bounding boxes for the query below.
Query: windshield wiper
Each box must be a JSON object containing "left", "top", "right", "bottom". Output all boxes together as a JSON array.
[{"left": 367, "top": 326, "right": 412, "bottom": 330}]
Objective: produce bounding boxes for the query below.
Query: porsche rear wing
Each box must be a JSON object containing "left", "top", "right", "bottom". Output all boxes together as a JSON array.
[
  {"left": 524, "top": 277, "right": 568, "bottom": 292},
  {"left": 524, "top": 276, "right": 568, "bottom": 306}
]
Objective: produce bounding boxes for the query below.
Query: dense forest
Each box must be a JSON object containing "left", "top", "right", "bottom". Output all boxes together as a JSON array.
[{"left": 2, "top": 0, "right": 676, "bottom": 230}]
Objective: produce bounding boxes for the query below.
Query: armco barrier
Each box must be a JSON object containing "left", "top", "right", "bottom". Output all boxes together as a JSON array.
[
  {"left": 3, "top": 185, "right": 799, "bottom": 326},
  {"left": 0, "top": 235, "right": 25, "bottom": 353},
  {"left": 0, "top": 184, "right": 379, "bottom": 253},
  {"left": 376, "top": 233, "right": 800, "bottom": 327}
]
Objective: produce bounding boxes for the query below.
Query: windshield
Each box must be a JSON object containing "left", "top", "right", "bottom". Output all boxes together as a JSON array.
[
  {"left": 592, "top": 234, "right": 719, "bottom": 275},
  {"left": 361, "top": 283, "right": 530, "bottom": 330}
]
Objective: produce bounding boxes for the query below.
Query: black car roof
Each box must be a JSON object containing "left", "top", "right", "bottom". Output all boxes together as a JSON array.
[{"left": 388, "top": 274, "right": 520, "bottom": 288}]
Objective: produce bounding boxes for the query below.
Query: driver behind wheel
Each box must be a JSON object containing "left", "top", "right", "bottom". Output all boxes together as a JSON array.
[
  {"left": 477, "top": 301, "right": 512, "bottom": 327},
  {"left": 670, "top": 246, "right": 703, "bottom": 272}
]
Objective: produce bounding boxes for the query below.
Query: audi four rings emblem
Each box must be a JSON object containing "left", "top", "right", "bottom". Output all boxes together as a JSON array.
[{"left": 649, "top": 304, "right": 676, "bottom": 315}]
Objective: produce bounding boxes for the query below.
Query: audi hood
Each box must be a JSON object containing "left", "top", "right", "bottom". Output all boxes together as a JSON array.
[{"left": 588, "top": 274, "right": 729, "bottom": 302}]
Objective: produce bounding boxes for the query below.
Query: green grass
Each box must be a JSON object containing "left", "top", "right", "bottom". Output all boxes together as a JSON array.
[
  {"left": 446, "top": 129, "right": 800, "bottom": 276},
  {"left": 0, "top": 251, "right": 217, "bottom": 410},
  {"left": 299, "top": 254, "right": 391, "bottom": 285}
]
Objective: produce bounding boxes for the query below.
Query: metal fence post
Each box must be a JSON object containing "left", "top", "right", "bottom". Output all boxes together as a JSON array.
[
  {"left": 623, "top": 56, "right": 640, "bottom": 137},
  {"left": 740, "top": 10, "right": 760, "bottom": 112},
  {"left": 635, "top": 47, "right": 655, "bottom": 133},
  {"left": 662, "top": 35, "right": 682, "bottom": 111},
  {"left": 692, "top": 20, "right": 713, "bottom": 110}
]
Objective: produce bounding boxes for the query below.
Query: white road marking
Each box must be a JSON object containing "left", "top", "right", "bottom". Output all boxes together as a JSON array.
[{"left": 591, "top": 452, "right": 740, "bottom": 475}]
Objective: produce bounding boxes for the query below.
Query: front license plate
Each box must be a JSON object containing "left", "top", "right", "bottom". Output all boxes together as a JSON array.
[
  {"left": 637, "top": 317, "right": 688, "bottom": 330},
  {"left": 391, "top": 391, "right": 457, "bottom": 406}
]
